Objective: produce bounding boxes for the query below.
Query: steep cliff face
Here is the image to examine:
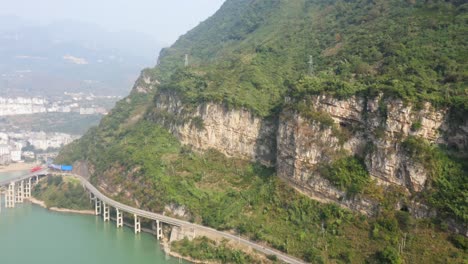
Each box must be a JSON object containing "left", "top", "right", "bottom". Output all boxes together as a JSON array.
[
  {"left": 148, "top": 92, "right": 277, "bottom": 166},
  {"left": 52, "top": 2, "right": 468, "bottom": 261},
  {"left": 131, "top": 0, "right": 466, "bottom": 220},
  {"left": 276, "top": 95, "right": 453, "bottom": 215},
  {"left": 147, "top": 91, "right": 466, "bottom": 217},
  {"left": 365, "top": 99, "right": 446, "bottom": 192}
]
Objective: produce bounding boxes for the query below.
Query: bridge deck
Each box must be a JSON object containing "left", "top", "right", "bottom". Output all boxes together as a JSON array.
[
  {"left": 0, "top": 169, "right": 47, "bottom": 187},
  {"left": 2, "top": 170, "right": 306, "bottom": 264},
  {"left": 70, "top": 174, "right": 183, "bottom": 227},
  {"left": 66, "top": 173, "right": 306, "bottom": 264}
]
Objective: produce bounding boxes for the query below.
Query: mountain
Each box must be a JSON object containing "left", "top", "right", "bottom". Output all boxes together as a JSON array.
[
  {"left": 58, "top": 0, "right": 467, "bottom": 263},
  {"left": 0, "top": 17, "right": 165, "bottom": 97}
]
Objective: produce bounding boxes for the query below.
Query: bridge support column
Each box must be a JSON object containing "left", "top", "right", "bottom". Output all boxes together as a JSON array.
[
  {"left": 15, "top": 180, "right": 24, "bottom": 203},
  {"left": 116, "top": 209, "right": 123, "bottom": 228},
  {"left": 6, "top": 182, "right": 15, "bottom": 208},
  {"left": 134, "top": 214, "right": 141, "bottom": 234},
  {"left": 95, "top": 199, "right": 101, "bottom": 215},
  {"left": 24, "top": 178, "right": 31, "bottom": 198},
  {"left": 157, "top": 220, "right": 163, "bottom": 240},
  {"left": 89, "top": 192, "right": 95, "bottom": 203},
  {"left": 103, "top": 202, "right": 110, "bottom": 221}
]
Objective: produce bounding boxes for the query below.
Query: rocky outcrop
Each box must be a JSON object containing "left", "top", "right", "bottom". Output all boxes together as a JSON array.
[
  {"left": 442, "top": 113, "right": 468, "bottom": 151},
  {"left": 132, "top": 70, "right": 159, "bottom": 94},
  {"left": 149, "top": 92, "right": 277, "bottom": 166},
  {"left": 276, "top": 95, "right": 452, "bottom": 210},
  {"left": 147, "top": 91, "right": 467, "bottom": 217}
]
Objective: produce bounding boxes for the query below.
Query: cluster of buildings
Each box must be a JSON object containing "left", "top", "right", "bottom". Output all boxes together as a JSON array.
[
  {"left": 0, "top": 96, "right": 109, "bottom": 116},
  {"left": 0, "top": 131, "right": 79, "bottom": 165},
  {"left": 0, "top": 144, "right": 21, "bottom": 164},
  {"left": 0, "top": 93, "right": 115, "bottom": 165}
]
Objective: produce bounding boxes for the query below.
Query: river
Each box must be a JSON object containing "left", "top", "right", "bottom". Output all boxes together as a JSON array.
[{"left": 0, "top": 171, "right": 185, "bottom": 264}]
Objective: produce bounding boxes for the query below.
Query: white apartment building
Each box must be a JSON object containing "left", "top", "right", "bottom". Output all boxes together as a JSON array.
[{"left": 10, "top": 150, "right": 22, "bottom": 162}]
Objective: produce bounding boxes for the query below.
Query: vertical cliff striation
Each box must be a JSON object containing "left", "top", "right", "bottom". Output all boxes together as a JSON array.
[
  {"left": 146, "top": 91, "right": 466, "bottom": 223},
  {"left": 148, "top": 92, "right": 277, "bottom": 166}
]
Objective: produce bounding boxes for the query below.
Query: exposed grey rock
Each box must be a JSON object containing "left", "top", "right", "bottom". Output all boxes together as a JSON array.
[{"left": 147, "top": 92, "right": 467, "bottom": 221}]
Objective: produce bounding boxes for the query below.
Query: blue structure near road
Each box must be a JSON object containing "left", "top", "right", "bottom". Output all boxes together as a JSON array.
[{"left": 49, "top": 164, "right": 73, "bottom": 172}]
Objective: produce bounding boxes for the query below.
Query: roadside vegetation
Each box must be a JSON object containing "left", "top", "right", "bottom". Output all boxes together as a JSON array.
[
  {"left": 32, "top": 175, "right": 92, "bottom": 210},
  {"left": 171, "top": 237, "right": 270, "bottom": 264},
  {"left": 55, "top": 0, "right": 467, "bottom": 263},
  {"left": 57, "top": 121, "right": 467, "bottom": 263}
]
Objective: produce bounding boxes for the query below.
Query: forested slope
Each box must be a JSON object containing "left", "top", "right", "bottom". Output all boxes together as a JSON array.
[{"left": 57, "top": 1, "right": 467, "bottom": 263}]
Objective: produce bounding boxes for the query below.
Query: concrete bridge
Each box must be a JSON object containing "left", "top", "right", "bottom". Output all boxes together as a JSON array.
[
  {"left": 0, "top": 169, "right": 47, "bottom": 209},
  {"left": 1, "top": 170, "right": 307, "bottom": 264}
]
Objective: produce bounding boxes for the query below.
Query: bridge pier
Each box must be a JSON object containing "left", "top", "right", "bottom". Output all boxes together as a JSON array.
[
  {"left": 95, "top": 199, "right": 101, "bottom": 215},
  {"left": 134, "top": 214, "right": 141, "bottom": 234},
  {"left": 116, "top": 209, "right": 123, "bottom": 228},
  {"left": 156, "top": 220, "right": 162, "bottom": 240},
  {"left": 103, "top": 202, "right": 110, "bottom": 221},
  {"left": 15, "top": 180, "right": 24, "bottom": 203},
  {"left": 154, "top": 220, "right": 163, "bottom": 240},
  {"left": 89, "top": 192, "right": 95, "bottom": 203},
  {"left": 6, "top": 182, "right": 15, "bottom": 208},
  {"left": 24, "top": 178, "right": 31, "bottom": 198}
]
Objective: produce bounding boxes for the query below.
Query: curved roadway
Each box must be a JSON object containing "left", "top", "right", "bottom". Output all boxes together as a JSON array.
[
  {"left": 0, "top": 169, "right": 47, "bottom": 187},
  {"left": 2, "top": 170, "right": 306, "bottom": 264},
  {"left": 66, "top": 173, "right": 307, "bottom": 264}
]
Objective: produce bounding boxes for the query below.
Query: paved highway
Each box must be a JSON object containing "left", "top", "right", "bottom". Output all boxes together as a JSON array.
[
  {"left": 0, "top": 169, "right": 48, "bottom": 187},
  {"left": 3, "top": 170, "right": 307, "bottom": 264},
  {"left": 66, "top": 173, "right": 307, "bottom": 264}
]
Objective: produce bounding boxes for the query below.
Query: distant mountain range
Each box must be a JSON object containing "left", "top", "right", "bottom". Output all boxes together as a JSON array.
[{"left": 0, "top": 16, "right": 165, "bottom": 98}]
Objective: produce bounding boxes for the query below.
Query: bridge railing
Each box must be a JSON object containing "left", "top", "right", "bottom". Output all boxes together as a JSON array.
[
  {"left": 0, "top": 169, "right": 48, "bottom": 186},
  {"left": 4, "top": 170, "right": 306, "bottom": 264}
]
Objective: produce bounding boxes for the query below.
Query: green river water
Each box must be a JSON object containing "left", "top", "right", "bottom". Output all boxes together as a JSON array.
[{"left": 0, "top": 171, "right": 184, "bottom": 264}]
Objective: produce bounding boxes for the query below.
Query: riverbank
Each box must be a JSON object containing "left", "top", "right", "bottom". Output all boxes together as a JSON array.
[
  {"left": 108, "top": 217, "right": 195, "bottom": 263},
  {"left": 0, "top": 199, "right": 173, "bottom": 264},
  {"left": 20, "top": 197, "right": 200, "bottom": 264},
  {"left": 161, "top": 240, "right": 215, "bottom": 264},
  {"left": 28, "top": 195, "right": 188, "bottom": 262},
  {"left": 27, "top": 197, "right": 95, "bottom": 215},
  {"left": 0, "top": 162, "right": 34, "bottom": 173}
]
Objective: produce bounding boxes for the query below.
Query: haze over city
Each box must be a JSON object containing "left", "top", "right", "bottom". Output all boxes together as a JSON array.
[{"left": 0, "top": 0, "right": 226, "bottom": 44}]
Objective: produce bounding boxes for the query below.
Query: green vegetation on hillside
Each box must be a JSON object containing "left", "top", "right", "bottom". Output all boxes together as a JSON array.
[
  {"left": 56, "top": 0, "right": 467, "bottom": 262},
  {"left": 320, "top": 156, "right": 371, "bottom": 196},
  {"left": 402, "top": 136, "right": 468, "bottom": 223},
  {"left": 57, "top": 121, "right": 466, "bottom": 263},
  {"left": 32, "top": 175, "right": 92, "bottom": 210},
  {"left": 152, "top": 0, "right": 467, "bottom": 116},
  {"left": 171, "top": 237, "right": 262, "bottom": 264}
]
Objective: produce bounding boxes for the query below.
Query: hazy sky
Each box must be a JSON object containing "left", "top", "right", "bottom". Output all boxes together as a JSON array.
[{"left": 0, "top": 0, "right": 226, "bottom": 44}]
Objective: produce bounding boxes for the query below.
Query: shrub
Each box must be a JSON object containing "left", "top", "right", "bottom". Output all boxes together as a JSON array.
[
  {"left": 449, "top": 234, "right": 468, "bottom": 251},
  {"left": 376, "top": 246, "right": 402, "bottom": 264},
  {"left": 395, "top": 211, "right": 414, "bottom": 232},
  {"left": 410, "top": 121, "right": 422, "bottom": 131},
  {"left": 321, "top": 156, "right": 370, "bottom": 196}
]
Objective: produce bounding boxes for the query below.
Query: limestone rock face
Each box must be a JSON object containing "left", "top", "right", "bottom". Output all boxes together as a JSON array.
[
  {"left": 133, "top": 70, "right": 159, "bottom": 94},
  {"left": 276, "top": 112, "right": 341, "bottom": 183},
  {"left": 277, "top": 95, "right": 450, "bottom": 206},
  {"left": 149, "top": 92, "right": 466, "bottom": 216},
  {"left": 150, "top": 92, "right": 276, "bottom": 166}
]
